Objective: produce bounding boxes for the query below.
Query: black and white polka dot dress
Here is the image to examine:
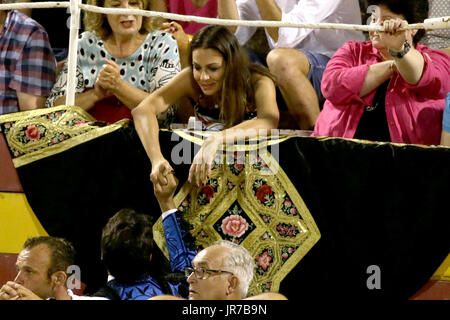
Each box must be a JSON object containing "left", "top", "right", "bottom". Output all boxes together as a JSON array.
[{"left": 46, "top": 30, "right": 181, "bottom": 128}]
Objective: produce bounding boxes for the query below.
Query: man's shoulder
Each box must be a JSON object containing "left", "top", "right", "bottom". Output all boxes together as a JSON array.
[{"left": 8, "top": 10, "right": 49, "bottom": 37}]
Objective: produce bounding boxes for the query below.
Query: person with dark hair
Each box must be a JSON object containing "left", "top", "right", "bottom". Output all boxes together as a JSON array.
[
  {"left": 132, "top": 25, "right": 279, "bottom": 188},
  {"left": 313, "top": 0, "right": 450, "bottom": 145},
  {"left": 95, "top": 208, "right": 191, "bottom": 300},
  {"left": 216, "top": 0, "right": 366, "bottom": 130},
  {"left": 0, "top": 2, "right": 56, "bottom": 115},
  {"left": 0, "top": 236, "right": 106, "bottom": 300}
]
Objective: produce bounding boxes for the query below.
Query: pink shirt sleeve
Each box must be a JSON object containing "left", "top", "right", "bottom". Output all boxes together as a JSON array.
[
  {"left": 400, "top": 46, "right": 450, "bottom": 100},
  {"left": 321, "top": 41, "right": 372, "bottom": 106}
]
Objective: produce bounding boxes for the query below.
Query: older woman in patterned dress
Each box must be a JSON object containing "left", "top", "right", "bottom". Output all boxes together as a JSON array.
[{"left": 45, "top": 0, "right": 181, "bottom": 126}]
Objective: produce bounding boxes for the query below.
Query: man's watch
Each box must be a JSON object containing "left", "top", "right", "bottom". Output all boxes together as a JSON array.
[{"left": 389, "top": 40, "right": 411, "bottom": 58}]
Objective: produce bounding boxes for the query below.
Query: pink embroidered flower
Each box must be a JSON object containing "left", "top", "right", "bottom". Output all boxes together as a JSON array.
[
  {"left": 221, "top": 215, "right": 248, "bottom": 237},
  {"left": 25, "top": 125, "right": 41, "bottom": 140},
  {"left": 256, "top": 252, "right": 272, "bottom": 271},
  {"left": 290, "top": 208, "right": 298, "bottom": 215},
  {"left": 288, "top": 247, "right": 295, "bottom": 254},
  {"left": 282, "top": 253, "right": 289, "bottom": 260},
  {"left": 284, "top": 200, "right": 292, "bottom": 206}
]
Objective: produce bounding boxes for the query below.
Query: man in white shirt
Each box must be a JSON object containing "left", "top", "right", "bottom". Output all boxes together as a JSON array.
[
  {"left": 218, "top": 0, "right": 366, "bottom": 129},
  {"left": 0, "top": 236, "right": 107, "bottom": 300}
]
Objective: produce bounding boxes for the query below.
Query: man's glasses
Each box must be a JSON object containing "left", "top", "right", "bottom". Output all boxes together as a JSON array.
[{"left": 184, "top": 266, "right": 233, "bottom": 280}]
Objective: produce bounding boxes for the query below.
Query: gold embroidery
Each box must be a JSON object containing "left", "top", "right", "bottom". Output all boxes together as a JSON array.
[
  {"left": 153, "top": 145, "right": 321, "bottom": 296},
  {"left": 0, "top": 105, "right": 130, "bottom": 168}
]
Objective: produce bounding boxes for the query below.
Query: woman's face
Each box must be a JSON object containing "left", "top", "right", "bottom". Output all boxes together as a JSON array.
[
  {"left": 369, "top": 5, "right": 406, "bottom": 50},
  {"left": 192, "top": 48, "right": 226, "bottom": 97},
  {"left": 104, "top": 0, "right": 143, "bottom": 38}
]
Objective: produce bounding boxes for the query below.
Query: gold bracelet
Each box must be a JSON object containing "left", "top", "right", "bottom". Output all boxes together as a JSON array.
[{"left": 390, "top": 60, "right": 397, "bottom": 73}]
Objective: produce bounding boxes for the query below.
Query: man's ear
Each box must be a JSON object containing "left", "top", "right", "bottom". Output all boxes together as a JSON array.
[
  {"left": 226, "top": 276, "right": 239, "bottom": 296},
  {"left": 51, "top": 271, "right": 67, "bottom": 287}
]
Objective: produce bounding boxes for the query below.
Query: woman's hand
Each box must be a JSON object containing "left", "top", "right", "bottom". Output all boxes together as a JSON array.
[
  {"left": 380, "top": 18, "right": 409, "bottom": 51},
  {"left": 188, "top": 134, "right": 222, "bottom": 187},
  {"left": 161, "top": 21, "right": 190, "bottom": 53},
  {"left": 96, "top": 59, "right": 122, "bottom": 95},
  {"left": 150, "top": 158, "right": 175, "bottom": 186}
]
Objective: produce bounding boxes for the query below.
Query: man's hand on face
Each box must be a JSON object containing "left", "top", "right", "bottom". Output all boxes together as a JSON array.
[
  {"left": 0, "top": 282, "right": 19, "bottom": 300},
  {"left": 12, "top": 282, "right": 43, "bottom": 300},
  {"left": 0, "top": 282, "right": 43, "bottom": 300}
]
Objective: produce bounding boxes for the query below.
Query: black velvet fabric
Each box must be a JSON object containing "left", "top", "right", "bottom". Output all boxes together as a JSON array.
[{"left": 16, "top": 126, "right": 450, "bottom": 299}]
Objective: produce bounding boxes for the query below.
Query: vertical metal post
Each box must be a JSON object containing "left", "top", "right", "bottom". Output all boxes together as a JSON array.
[{"left": 65, "top": 0, "right": 81, "bottom": 106}]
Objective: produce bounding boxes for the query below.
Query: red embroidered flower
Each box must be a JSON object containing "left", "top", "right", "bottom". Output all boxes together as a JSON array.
[
  {"left": 200, "top": 185, "right": 215, "bottom": 201},
  {"left": 234, "top": 162, "right": 244, "bottom": 171},
  {"left": 221, "top": 215, "right": 248, "bottom": 237},
  {"left": 256, "top": 251, "right": 272, "bottom": 271},
  {"left": 25, "top": 125, "right": 41, "bottom": 141},
  {"left": 256, "top": 184, "right": 273, "bottom": 203}
]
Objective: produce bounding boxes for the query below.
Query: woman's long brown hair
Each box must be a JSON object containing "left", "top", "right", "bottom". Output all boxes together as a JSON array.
[{"left": 189, "top": 25, "right": 275, "bottom": 128}]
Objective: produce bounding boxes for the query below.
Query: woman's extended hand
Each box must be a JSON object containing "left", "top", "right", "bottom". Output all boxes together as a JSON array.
[
  {"left": 150, "top": 158, "right": 175, "bottom": 186},
  {"left": 96, "top": 59, "right": 122, "bottom": 94},
  {"left": 188, "top": 134, "right": 221, "bottom": 187},
  {"left": 381, "top": 18, "right": 409, "bottom": 51}
]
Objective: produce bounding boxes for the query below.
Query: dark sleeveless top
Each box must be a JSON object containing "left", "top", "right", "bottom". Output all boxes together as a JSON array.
[
  {"left": 354, "top": 80, "right": 391, "bottom": 142},
  {"left": 189, "top": 96, "right": 257, "bottom": 131}
]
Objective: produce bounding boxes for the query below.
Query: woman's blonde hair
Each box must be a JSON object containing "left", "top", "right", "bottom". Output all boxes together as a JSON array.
[
  {"left": 189, "top": 25, "right": 276, "bottom": 129},
  {"left": 84, "top": 0, "right": 158, "bottom": 39}
]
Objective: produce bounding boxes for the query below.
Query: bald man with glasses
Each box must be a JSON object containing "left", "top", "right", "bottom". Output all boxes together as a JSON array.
[{"left": 152, "top": 168, "right": 287, "bottom": 300}]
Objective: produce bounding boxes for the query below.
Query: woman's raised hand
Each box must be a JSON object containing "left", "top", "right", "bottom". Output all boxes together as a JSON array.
[
  {"left": 381, "top": 18, "right": 409, "bottom": 51},
  {"left": 161, "top": 21, "right": 190, "bottom": 53}
]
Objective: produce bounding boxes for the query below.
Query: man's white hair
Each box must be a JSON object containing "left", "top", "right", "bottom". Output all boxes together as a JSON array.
[{"left": 212, "top": 240, "right": 255, "bottom": 298}]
